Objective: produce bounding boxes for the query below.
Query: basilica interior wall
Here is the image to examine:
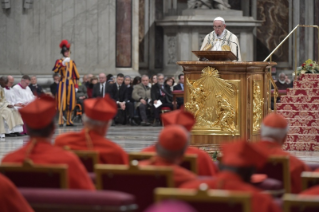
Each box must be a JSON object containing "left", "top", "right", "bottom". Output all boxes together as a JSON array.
[
  {"left": 1, "top": 0, "right": 319, "bottom": 84},
  {"left": 0, "top": 0, "right": 139, "bottom": 85}
]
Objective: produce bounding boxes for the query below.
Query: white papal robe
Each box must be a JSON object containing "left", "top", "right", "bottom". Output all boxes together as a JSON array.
[
  {"left": 12, "top": 84, "right": 35, "bottom": 105},
  {"left": 0, "top": 87, "right": 23, "bottom": 135},
  {"left": 200, "top": 29, "right": 242, "bottom": 61}
]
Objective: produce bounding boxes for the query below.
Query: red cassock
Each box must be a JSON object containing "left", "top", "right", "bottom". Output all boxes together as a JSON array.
[
  {"left": 142, "top": 145, "right": 218, "bottom": 177},
  {"left": 2, "top": 139, "right": 95, "bottom": 190},
  {"left": 139, "top": 156, "right": 197, "bottom": 188},
  {"left": 0, "top": 173, "right": 34, "bottom": 212},
  {"left": 255, "top": 141, "right": 311, "bottom": 194},
  {"left": 54, "top": 129, "right": 129, "bottom": 165},
  {"left": 180, "top": 171, "right": 282, "bottom": 212},
  {"left": 300, "top": 185, "right": 319, "bottom": 195}
]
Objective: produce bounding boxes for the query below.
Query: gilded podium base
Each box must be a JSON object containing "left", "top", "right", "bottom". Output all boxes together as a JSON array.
[{"left": 178, "top": 60, "right": 277, "bottom": 151}]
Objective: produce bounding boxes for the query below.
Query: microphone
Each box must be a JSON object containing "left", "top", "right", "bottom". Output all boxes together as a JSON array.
[{"left": 218, "top": 38, "right": 239, "bottom": 61}]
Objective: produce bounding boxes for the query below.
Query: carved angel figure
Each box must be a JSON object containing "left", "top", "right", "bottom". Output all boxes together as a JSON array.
[
  {"left": 253, "top": 82, "right": 263, "bottom": 131},
  {"left": 212, "top": 95, "right": 236, "bottom": 134}
]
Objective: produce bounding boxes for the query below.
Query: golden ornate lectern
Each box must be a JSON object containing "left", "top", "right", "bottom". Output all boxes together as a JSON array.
[{"left": 178, "top": 51, "right": 277, "bottom": 152}]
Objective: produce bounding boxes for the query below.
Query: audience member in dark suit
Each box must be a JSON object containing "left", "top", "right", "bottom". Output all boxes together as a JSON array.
[
  {"left": 173, "top": 74, "right": 184, "bottom": 109},
  {"left": 111, "top": 73, "right": 136, "bottom": 126},
  {"left": 29, "top": 76, "right": 44, "bottom": 97},
  {"left": 151, "top": 73, "right": 173, "bottom": 126},
  {"left": 50, "top": 73, "right": 60, "bottom": 97},
  {"left": 92, "top": 73, "right": 108, "bottom": 98}
]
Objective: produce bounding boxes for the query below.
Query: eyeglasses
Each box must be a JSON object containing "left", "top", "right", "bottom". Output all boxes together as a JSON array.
[{"left": 213, "top": 25, "right": 223, "bottom": 29}]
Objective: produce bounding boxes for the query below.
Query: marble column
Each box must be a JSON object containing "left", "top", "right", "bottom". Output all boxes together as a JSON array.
[{"left": 116, "top": 0, "right": 132, "bottom": 67}]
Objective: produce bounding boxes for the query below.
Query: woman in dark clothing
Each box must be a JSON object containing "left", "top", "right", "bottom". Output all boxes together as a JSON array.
[{"left": 87, "top": 77, "right": 98, "bottom": 98}]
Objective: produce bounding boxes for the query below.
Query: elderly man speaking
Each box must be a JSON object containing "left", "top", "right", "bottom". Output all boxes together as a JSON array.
[{"left": 200, "top": 16, "right": 242, "bottom": 61}]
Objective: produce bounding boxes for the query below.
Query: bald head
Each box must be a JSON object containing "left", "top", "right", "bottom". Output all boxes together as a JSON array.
[
  {"left": 99, "top": 73, "right": 106, "bottom": 84},
  {"left": 141, "top": 75, "right": 149, "bottom": 86},
  {"left": 7, "top": 75, "right": 14, "bottom": 87}
]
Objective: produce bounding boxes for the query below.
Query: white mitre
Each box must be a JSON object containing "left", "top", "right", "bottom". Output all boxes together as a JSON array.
[{"left": 214, "top": 17, "right": 225, "bottom": 24}]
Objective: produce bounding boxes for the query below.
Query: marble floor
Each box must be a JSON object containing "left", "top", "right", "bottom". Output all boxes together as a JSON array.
[{"left": 1, "top": 125, "right": 319, "bottom": 165}]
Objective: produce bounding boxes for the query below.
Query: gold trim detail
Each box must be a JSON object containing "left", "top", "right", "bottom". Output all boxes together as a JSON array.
[{"left": 253, "top": 80, "right": 263, "bottom": 132}]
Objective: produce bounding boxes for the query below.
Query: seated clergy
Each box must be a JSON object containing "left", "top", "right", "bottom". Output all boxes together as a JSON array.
[
  {"left": 0, "top": 77, "right": 24, "bottom": 138},
  {"left": 150, "top": 73, "right": 173, "bottom": 126},
  {"left": 180, "top": 141, "right": 281, "bottom": 212},
  {"left": 0, "top": 174, "right": 33, "bottom": 212},
  {"left": 12, "top": 75, "right": 35, "bottom": 106},
  {"left": 1, "top": 96, "right": 95, "bottom": 190},
  {"left": 254, "top": 113, "right": 310, "bottom": 194},
  {"left": 54, "top": 95, "right": 128, "bottom": 165},
  {"left": 132, "top": 75, "right": 151, "bottom": 126},
  {"left": 5, "top": 76, "right": 28, "bottom": 135},
  {"left": 142, "top": 109, "right": 219, "bottom": 177},
  {"left": 139, "top": 125, "right": 197, "bottom": 187}
]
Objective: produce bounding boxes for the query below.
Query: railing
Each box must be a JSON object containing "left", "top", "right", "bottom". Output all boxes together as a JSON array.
[{"left": 263, "top": 24, "right": 319, "bottom": 112}]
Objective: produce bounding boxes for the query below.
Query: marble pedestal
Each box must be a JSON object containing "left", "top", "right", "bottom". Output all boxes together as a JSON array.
[{"left": 156, "top": 9, "right": 262, "bottom": 77}]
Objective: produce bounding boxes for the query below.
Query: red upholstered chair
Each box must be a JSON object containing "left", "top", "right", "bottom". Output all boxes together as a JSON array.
[
  {"left": 19, "top": 188, "right": 137, "bottom": 212},
  {"left": 0, "top": 160, "right": 68, "bottom": 189},
  {"left": 161, "top": 107, "right": 171, "bottom": 113},
  {"left": 128, "top": 152, "right": 198, "bottom": 174},
  {"left": 255, "top": 156, "right": 291, "bottom": 194},
  {"left": 283, "top": 194, "right": 319, "bottom": 212},
  {"left": 72, "top": 150, "right": 99, "bottom": 173},
  {"left": 95, "top": 162, "right": 174, "bottom": 212},
  {"left": 155, "top": 187, "right": 251, "bottom": 212},
  {"left": 306, "top": 163, "right": 319, "bottom": 171},
  {"left": 301, "top": 172, "right": 319, "bottom": 191}
]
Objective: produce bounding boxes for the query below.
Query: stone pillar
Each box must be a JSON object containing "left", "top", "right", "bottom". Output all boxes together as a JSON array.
[{"left": 115, "top": 0, "right": 139, "bottom": 75}]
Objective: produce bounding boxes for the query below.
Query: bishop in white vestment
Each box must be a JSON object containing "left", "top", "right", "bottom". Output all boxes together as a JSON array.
[
  {"left": 200, "top": 17, "right": 242, "bottom": 61},
  {"left": 0, "top": 77, "right": 24, "bottom": 137},
  {"left": 12, "top": 76, "right": 35, "bottom": 106}
]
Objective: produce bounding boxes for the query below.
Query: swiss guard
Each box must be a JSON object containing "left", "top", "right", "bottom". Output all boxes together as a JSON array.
[{"left": 52, "top": 40, "right": 80, "bottom": 126}]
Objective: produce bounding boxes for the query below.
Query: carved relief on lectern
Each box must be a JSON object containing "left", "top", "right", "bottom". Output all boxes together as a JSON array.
[
  {"left": 185, "top": 66, "right": 240, "bottom": 135},
  {"left": 253, "top": 80, "right": 263, "bottom": 132}
]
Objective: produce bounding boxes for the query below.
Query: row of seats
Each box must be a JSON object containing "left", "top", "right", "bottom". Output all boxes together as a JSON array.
[{"left": 2, "top": 151, "right": 319, "bottom": 211}]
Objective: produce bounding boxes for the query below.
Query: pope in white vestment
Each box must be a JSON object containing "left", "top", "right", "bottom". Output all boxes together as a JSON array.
[{"left": 200, "top": 17, "right": 242, "bottom": 61}]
